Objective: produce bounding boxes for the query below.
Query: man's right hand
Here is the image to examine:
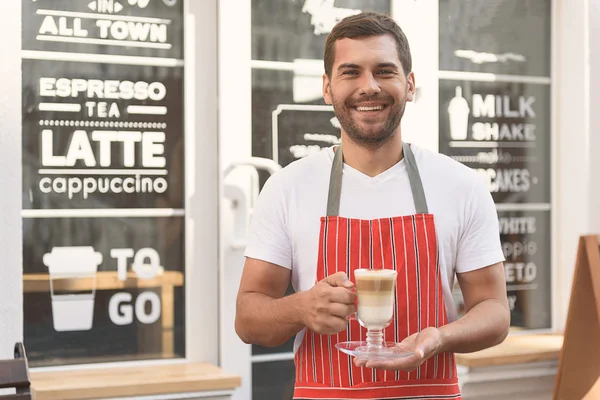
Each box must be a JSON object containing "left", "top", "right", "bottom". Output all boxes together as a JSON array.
[{"left": 301, "top": 272, "right": 357, "bottom": 335}]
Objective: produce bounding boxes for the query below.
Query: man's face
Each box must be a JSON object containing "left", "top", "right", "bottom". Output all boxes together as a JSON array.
[{"left": 323, "top": 34, "right": 415, "bottom": 149}]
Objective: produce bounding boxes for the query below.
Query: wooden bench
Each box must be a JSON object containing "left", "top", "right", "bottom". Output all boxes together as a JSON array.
[
  {"left": 455, "top": 333, "right": 563, "bottom": 399},
  {"left": 30, "top": 362, "right": 241, "bottom": 400},
  {"left": 0, "top": 343, "right": 32, "bottom": 400},
  {"left": 455, "top": 333, "right": 564, "bottom": 367}
]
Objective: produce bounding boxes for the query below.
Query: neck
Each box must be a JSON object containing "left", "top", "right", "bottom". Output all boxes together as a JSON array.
[{"left": 339, "top": 132, "right": 404, "bottom": 177}]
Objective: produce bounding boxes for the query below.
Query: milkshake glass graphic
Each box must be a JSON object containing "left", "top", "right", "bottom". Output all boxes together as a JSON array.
[
  {"left": 448, "top": 86, "right": 470, "bottom": 140},
  {"left": 43, "top": 246, "right": 103, "bottom": 332}
]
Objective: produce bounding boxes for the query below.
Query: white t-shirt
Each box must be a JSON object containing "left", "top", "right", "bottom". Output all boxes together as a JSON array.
[{"left": 244, "top": 143, "right": 505, "bottom": 351}]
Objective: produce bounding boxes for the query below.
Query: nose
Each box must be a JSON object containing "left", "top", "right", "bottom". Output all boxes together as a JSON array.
[{"left": 358, "top": 73, "right": 381, "bottom": 96}]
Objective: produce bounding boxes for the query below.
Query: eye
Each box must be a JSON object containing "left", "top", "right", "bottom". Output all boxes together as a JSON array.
[
  {"left": 377, "top": 70, "right": 394, "bottom": 75},
  {"left": 342, "top": 70, "right": 359, "bottom": 75}
]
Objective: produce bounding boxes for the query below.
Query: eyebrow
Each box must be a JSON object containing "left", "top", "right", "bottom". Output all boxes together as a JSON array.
[
  {"left": 337, "top": 62, "right": 400, "bottom": 70},
  {"left": 337, "top": 63, "right": 361, "bottom": 70},
  {"left": 377, "top": 63, "right": 400, "bottom": 69}
]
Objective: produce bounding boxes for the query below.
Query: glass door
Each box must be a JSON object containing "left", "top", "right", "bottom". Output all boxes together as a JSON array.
[{"left": 219, "top": 1, "right": 554, "bottom": 399}]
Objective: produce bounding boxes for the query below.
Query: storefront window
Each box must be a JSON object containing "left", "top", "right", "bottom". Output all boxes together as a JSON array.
[
  {"left": 21, "top": 0, "right": 186, "bottom": 367},
  {"left": 439, "top": 0, "right": 552, "bottom": 330}
]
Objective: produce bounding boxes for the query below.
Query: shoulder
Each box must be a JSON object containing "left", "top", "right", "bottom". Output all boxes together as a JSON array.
[
  {"left": 264, "top": 147, "right": 333, "bottom": 192},
  {"left": 272, "top": 147, "right": 333, "bottom": 187},
  {"left": 411, "top": 143, "right": 484, "bottom": 192}
]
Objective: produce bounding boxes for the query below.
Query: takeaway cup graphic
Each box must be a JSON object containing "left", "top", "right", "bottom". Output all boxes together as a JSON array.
[
  {"left": 448, "top": 86, "right": 470, "bottom": 140},
  {"left": 43, "top": 246, "right": 103, "bottom": 332}
]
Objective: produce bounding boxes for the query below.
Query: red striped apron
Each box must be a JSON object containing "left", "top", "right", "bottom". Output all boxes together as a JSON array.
[{"left": 293, "top": 142, "right": 462, "bottom": 399}]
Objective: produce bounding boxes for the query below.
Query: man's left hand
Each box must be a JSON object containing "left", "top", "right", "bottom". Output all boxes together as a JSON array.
[{"left": 353, "top": 327, "right": 444, "bottom": 371}]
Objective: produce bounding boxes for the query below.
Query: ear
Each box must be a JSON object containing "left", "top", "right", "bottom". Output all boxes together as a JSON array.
[
  {"left": 406, "top": 71, "right": 416, "bottom": 102},
  {"left": 322, "top": 73, "right": 332, "bottom": 105}
]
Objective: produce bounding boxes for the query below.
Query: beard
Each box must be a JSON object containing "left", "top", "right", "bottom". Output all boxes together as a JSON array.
[{"left": 330, "top": 88, "right": 408, "bottom": 150}]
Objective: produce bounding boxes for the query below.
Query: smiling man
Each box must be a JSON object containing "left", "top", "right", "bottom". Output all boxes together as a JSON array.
[{"left": 235, "top": 12, "right": 510, "bottom": 400}]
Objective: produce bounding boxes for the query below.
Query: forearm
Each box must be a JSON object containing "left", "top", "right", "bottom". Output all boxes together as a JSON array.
[
  {"left": 235, "top": 291, "right": 307, "bottom": 347},
  {"left": 438, "top": 298, "right": 510, "bottom": 354}
]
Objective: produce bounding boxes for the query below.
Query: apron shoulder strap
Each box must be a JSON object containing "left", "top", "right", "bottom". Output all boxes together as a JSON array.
[
  {"left": 326, "top": 142, "right": 429, "bottom": 216},
  {"left": 402, "top": 142, "right": 429, "bottom": 214},
  {"left": 326, "top": 145, "right": 343, "bottom": 217}
]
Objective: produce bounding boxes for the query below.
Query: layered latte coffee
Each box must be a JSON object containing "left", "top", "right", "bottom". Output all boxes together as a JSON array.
[{"left": 354, "top": 268, "right": 397, "bottom": 330}]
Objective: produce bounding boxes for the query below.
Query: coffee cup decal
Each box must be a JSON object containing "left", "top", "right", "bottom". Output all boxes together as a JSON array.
[
  {"left": 43, "top": 246, "right": 103, "bottom": 332},
  {"left": 448, "top": 86, "right": 470, "bottom": 140}
]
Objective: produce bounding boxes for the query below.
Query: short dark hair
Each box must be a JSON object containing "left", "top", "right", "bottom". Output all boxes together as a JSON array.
[{"left": 324, "top": 12, "right": 412, "bottom": 77}]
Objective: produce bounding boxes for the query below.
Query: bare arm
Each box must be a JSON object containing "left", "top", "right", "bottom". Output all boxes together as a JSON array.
[
  {"left": 235, "top": 257, "right": 306, "bottom": 347},
  {"left": 235, "top": 258, "right": 356, "bottom": 347},
  {"left": 438, "top": 262, "right": 510, "bottom": 353},
  {"left": 354, "top": 262, "right": 509, "bottom": 370}
]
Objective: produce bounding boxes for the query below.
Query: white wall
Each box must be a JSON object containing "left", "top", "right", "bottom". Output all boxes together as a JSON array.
[
  {"left": 589, "top": 0, "right": 600, "bottom": 232},
  {"left": 185, "top": 0, "right": 220, "bottom": 365},
  {"left": 0, "top": 0, "right": 23, "bottom": 360},
  {"left": 553, "top": 0, "right": 600, "bottom": 331}
]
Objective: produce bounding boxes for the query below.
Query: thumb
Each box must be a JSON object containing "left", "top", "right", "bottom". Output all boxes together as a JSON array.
[
  {"left": 323, "top": 272, "right": 354, "bottom": 288},
  {"left": 414, "top": 332, "right": 436, "bottom": 359}
]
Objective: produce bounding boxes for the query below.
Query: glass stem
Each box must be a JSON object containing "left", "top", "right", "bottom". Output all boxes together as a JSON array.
[{"left": 366, "top": 329, "right": 384, "bottom": 349}]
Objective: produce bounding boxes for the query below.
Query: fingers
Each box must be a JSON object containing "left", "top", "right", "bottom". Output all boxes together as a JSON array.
[
  {"left": 328, "top": 302, "right": 356, "bottom": 319},
  {"left": 353, "top": 353, "right": 421, "bottom": 370},
  {"left": 323, "top": 272, "right": 354, "bottom": 289},
  {"left": 352, "top": 329, "right": 442, "bottom": 371},
  {"left": 413, "top": 331, "right": 438, "bottom": 359},
  {"left": 328, "top": 286, "right": 356, "bottom": 304},
  {"left": 314, "top": 315, "right": 350, "bottom": 335}
]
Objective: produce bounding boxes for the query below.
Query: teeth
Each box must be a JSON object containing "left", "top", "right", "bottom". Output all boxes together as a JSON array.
[{"left": 356, "top": 105, "right": 384, "bottom": 111}]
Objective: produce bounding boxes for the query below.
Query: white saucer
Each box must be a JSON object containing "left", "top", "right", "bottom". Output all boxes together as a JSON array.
[{"left": 335, "top": 341, "right": 415, "bottom": 361}]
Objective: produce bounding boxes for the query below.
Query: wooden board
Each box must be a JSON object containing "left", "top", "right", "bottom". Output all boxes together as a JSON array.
[
  {"left": 30, "top": 363, "right": 241, "bottom": 400},
  {"left": 554, "top": 235, "right": 600, "bottom": 400},
  {"left": 455, "top": 334, "right": 563, "bottom": 368}
]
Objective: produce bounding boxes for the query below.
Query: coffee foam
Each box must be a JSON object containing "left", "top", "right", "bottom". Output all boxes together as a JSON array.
[
  {"left": 355, "top": 269, "right": 397, "bottom": 292},
  {"left": 354, "top": 268, "right": 397, "bottom": 278}
]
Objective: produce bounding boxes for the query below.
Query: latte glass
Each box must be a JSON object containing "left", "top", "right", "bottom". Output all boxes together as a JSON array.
[
  {"left": 336, "top": 268, "right": 413, "bottom": 360},
  {"left": 354, "top": 268, "right": 397, "bottom": 351}
]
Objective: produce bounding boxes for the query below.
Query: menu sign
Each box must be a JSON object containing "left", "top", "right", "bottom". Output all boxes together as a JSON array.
[
  {"left": 499, "top": 210, "right": 551, "bottom": 328},
  {"left": 438, "top": 80, "right": 551, "bottom": 329},
  {"left": 438, "top": 0, "right": 552, "bottom": 330},
  {"left": 22, "top": 0, "right": 184, "bottom": 210},
  {"left": 22, "top": 59, "right": 184, "bottom": 209},
  {"left": 439, "top": 80, "right": 550, "bottom": 204},
  {"left": 22, "top": 0, "right": 184, "bottom": 59},
  {"left": 272, "top": 105, "right": 340, "bottom": 167},
  {"left": 439, "top": 80, "right": 552, "bottom": 329},
  {"left": 22, "top": 0, "right": 186, "bottom": 366}
]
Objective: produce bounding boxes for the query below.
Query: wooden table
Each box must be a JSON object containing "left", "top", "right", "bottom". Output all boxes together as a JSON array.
[
  {"left": 30, "top": 362, "right": 241, "bottom": 400},
  {"left": 455, "top": 333, "right": 564, "bottom": 367},
  {"left": 23, "top": 271, "right": 184, "bottom": 357}
]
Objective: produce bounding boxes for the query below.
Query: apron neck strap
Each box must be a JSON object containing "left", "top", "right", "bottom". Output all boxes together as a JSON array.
[{"left": 326, "top": 142, "right": 429, "bottom": 216}]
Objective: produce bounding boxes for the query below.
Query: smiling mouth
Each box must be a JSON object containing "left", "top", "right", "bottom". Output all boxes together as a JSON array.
[{"left": 354, "top": 105, "right": 387, "bottom": 112}]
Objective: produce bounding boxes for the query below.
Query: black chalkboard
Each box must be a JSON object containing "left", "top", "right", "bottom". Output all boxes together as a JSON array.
[{"left": 22, "top": 0, "right": 184, "bottom": 59}]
